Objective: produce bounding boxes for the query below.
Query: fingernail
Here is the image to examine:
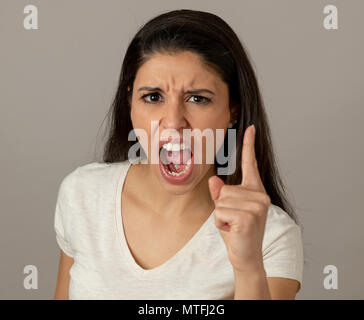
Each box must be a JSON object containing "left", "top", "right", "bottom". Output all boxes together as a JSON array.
[
  {"left": 209, "top": 176, "right": 216, "bottom": 184},
  {"left": 251, "top": 124, "right": 256, "bottom": 135}
]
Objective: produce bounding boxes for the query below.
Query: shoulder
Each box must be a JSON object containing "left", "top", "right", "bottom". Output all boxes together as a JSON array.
[
  {"left": 262, "top": 204, "right": 304, "bottom": 289},
  {"left": 75, "top": 161, "right": 122, "bottom": 178},
  {"left": 263, "top": 204, "right": 303, "bottom": 252},
  {"left": 58, "top": 161, "right": 129, "bottom": 201},
  {"left": 266, "top": 204, "right": 299, "bottom": 227},
  {"left": 63, "top": 160, "right": 129, "bottom": 182}
]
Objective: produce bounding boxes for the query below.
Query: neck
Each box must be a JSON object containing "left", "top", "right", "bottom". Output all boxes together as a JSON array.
[{"left": 131, "top": 163, "right": 216, "bottom": 221}]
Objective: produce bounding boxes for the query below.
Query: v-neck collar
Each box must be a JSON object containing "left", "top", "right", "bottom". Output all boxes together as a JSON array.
[{"left": 114, "top": 160, "right": 215, "bottom": 280}]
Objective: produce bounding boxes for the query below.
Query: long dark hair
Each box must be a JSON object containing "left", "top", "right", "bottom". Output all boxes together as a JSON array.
[{"left": 101, "top": 9, "right": 300, "bottom": 226}]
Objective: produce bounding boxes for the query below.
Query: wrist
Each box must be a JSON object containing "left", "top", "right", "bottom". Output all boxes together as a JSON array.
[
  {"left": 233, "top": 263, "right": 266, "bottom": 278},
  {"left": 233, "top": 264, "right": 271, "bottom": 300}
]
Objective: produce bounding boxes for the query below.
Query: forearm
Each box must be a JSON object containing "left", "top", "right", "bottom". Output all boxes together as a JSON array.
[{"left": 233, "top": 266, "right": 271, "bottom": 300}]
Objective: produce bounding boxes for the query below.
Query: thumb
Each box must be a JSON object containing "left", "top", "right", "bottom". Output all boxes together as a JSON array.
[{"left": 208, "top": 175, "right": 225, "bottom": 201}]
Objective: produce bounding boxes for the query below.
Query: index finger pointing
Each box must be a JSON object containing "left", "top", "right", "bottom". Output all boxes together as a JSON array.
[{"left": 241, "top": 124, "right": 264, "bottom": 191}]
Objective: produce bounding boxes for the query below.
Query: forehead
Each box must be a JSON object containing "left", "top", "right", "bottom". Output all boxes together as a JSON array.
[{"left": 134, "top": 51, "right": 224, "bottom": 90}]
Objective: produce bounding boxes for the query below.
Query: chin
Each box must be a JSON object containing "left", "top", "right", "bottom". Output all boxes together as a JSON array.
[{"left": 152, "top": 164, "right": 206, "bottom": 195}]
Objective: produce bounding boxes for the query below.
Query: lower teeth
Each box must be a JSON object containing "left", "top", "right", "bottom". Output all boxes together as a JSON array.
[{"left": 166, "top": 163, "right": 191, "bottom": 176}]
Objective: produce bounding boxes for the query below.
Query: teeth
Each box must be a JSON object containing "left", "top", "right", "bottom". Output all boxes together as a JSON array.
[
  {"left": 162, "top": 143, "right": 186, "bottom": 152},
  {"left": 165, "top": 161, "right": 192, "bottom": 177},
  {"left": 172, "top": 144, "right": 180, "bottom": 152}
]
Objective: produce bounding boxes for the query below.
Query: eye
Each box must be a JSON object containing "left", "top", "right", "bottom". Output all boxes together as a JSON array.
[
  {"left": 188, "top": 95, "right": 211, "bottom": 105},
  {"left": 140, "top": 92, "right": 162, "bottom": 104},
  {"left": 140, "top": 93, "right": 211, "bottom": 105}
]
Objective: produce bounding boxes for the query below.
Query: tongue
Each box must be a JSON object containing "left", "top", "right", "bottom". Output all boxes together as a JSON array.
[
  {"left": 160, "top": 148, "right": 192, "bottom": 171},
  {"left": 168, "top": 163, "right": 184, "bottom": 173}
]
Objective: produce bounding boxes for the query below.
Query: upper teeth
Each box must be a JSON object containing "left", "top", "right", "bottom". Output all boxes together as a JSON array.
[{"left": 162, "top": 143, "right": 186, "bottom": 151}]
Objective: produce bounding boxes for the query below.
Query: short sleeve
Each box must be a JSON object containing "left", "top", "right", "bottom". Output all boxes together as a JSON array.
[
  {"left": 54, "top": 169, "right": 79, "bottom": 258},
  {"left": 262, "top": 205, "right": 304, "bottom": 292}
]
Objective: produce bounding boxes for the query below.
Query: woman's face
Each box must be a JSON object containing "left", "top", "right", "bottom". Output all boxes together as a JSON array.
[{"left": 130, "top": 51, "right": 232, "bottom": 195}]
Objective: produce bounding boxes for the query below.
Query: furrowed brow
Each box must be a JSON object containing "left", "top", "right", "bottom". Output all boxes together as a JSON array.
[{"left": 137, "top": 86, "right": 215, "bottom": 95}]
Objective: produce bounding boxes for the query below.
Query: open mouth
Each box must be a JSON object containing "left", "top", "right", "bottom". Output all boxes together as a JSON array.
[{"left": 158, "top": 141, "right": 194, "bottom": 183}]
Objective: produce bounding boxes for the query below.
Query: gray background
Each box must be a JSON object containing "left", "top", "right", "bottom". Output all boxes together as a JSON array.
[{"left": 0, "top": 0, "right": 363, "bottom": 299}]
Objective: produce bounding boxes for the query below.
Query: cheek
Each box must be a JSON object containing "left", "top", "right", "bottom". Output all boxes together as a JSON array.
[
  {"left": 199, "top": 105, "right": 230, "bottom": 128},
  {"left": 129, "top": 108, "right": 151, "bottom": 156},
  {"left": 130, "top": 105, "right": 140, "bottom": 124},
  {"left": 130, "top": 104, "right": 150, "bottom": 128},
  {"left": 204, "top": 114, "right": 230, "bottom": 148}
]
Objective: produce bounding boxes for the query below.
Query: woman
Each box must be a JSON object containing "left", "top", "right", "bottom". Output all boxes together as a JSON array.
[{"left": 54, "top": 9, "right": 303, "bottom": 300}]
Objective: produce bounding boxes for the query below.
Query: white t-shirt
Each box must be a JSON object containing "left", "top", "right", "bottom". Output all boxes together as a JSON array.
[{"left": 54, "top": 160, "right": 304, "bottom": 299}]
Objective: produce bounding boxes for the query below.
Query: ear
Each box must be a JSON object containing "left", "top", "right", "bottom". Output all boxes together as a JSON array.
[
  {"left": 126, "top": 86, "right": 132, "bottom": 109},
  {"left": 230, "top": 101, "right": 240, "bottom": 123}
]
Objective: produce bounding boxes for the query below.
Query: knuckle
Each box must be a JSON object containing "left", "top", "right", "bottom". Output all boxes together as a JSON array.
[
  {"left": 215, "top": 207, "right": 223, "bottom": 216},
  {"left": 214, "top": 198, "right": 222, "bottom": 207},
  {"left": 256, "top": 192, "right": 270, "bottom": 207},
  {"left": 254, "top": 202, "right": 266, "bottom": 215},
  {"left": 214, "top": 209, "right": 221, "bottom": 225},
  {"left": 217, "top": 196, "right": 229, "bottom": 207},
  {"left": 262, "top": 194, "right": 271, "bottom": 207},
  {"left": 219, "top": 185, "right": 228, "bottom": 199}
]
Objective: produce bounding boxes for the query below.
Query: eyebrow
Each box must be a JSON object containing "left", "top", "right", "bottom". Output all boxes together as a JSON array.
[{"left": 137, "top": 86, "right": 215, "bottom": 95}]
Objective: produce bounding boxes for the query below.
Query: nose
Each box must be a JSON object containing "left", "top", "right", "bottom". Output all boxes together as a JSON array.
[{"left": 159, "top": 100, "right": 188, "bottom": 132}]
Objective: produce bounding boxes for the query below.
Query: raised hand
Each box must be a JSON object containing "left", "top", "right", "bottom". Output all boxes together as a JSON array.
[{"left": 208, "top": 124, "right": 271, "bottom": 274}]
